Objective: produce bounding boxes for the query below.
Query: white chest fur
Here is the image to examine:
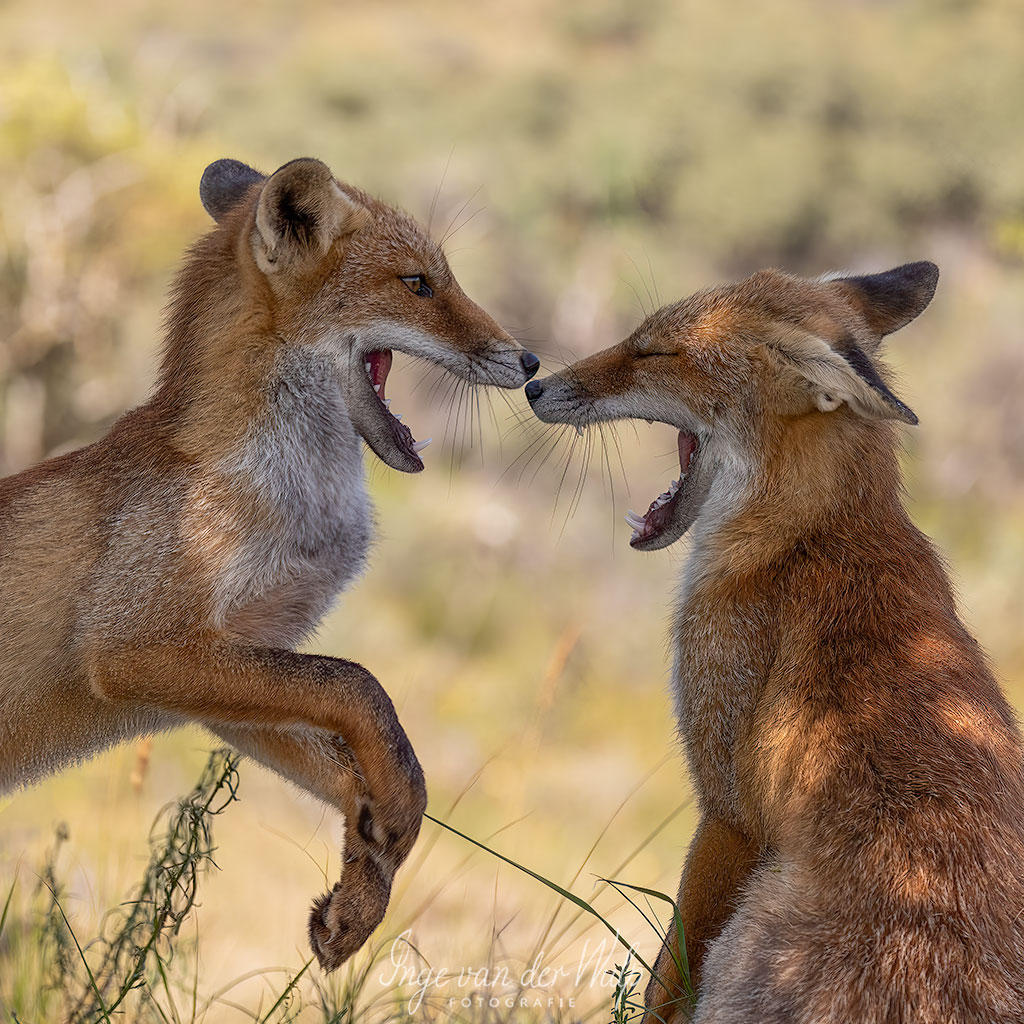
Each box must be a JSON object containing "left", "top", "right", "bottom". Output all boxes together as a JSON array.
[{"left": 216, "top": 346, "right": 373, "bottom": 648}]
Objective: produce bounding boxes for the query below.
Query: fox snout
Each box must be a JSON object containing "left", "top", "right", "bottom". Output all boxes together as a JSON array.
[
  {"left": 523, "top": 373, "right": 582, "bottom": 425},
  {"left": 472, "top": 342, "right": 540, "bottom": 388}
]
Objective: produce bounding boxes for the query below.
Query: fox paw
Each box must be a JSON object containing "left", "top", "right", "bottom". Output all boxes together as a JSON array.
[{"left": 308, "top": 854, "right": 390, "bottom": 971}]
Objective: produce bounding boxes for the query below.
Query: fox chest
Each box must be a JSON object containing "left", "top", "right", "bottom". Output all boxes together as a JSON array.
[
  {"left": 671, "top": 588, "right": 769, "bottom": 824},
  {"left": 215, "top": 383, "right": 373, "bottom": 648}
]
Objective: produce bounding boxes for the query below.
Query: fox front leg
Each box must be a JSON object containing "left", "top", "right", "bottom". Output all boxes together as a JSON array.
[{"left": 88, "top": 638, "right": 427, "bottom": 970}]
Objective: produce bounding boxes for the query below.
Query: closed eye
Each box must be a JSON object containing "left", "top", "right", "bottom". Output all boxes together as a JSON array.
[
  {"left": 635, "top": 351, "right": 676, "bottom": 359},
  {"left": 400, "top": 275, "right": 433, "bottom": 298}
]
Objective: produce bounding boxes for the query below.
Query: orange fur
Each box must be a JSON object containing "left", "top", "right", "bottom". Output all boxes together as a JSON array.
[
  {"left": 0, "top": 157, "right": 537, "bottom": 971},
  {"left": 529, "top": 263, "right": 1024, "bottom": 1023}
]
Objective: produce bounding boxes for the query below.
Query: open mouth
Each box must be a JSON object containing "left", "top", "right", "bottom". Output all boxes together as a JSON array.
[
  {"left": 363, "top": 349, "right": 431, "bottom": 465},
  {"left": 625, "top": 431, "right": 699, "bottom": 548}
]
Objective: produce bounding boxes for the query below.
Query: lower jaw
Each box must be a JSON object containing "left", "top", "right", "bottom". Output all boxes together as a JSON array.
[
  {"left": 625, "top": 430, "right": 699, "bottom": 548},
  {"left": 628, "top": 494, "right": 682, "bottom": 548},
  {"left": 361, "top": 348, "right": 432, "bottom": 470}
]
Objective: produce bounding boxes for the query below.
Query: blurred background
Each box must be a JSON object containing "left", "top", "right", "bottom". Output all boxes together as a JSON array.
[{"left": 1, "top": 0, "right": 1023, "bottom": 1019}]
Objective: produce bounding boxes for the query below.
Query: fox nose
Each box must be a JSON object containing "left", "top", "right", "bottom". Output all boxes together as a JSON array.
[
  {"left": 520, "top": 351, "right": 540, "bottom": 379},
  {"left": 524, "top": 379, "right": 543, "bottom": 402}
]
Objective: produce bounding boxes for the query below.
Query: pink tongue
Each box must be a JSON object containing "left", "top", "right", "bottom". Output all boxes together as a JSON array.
[
  {"left": 368, "top": 350, "right": 393, "bottom": 400},
  {"left": 678, "top": 431, "right": 697, "bottom": 472}
]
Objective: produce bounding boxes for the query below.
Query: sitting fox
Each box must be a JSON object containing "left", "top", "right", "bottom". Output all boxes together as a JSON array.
[
  {"left": 527, "top": 262, "right": 1024, "bottom": 1023},
  {"left": 0, "top": 157, "right": 539, "bottom": 970}
]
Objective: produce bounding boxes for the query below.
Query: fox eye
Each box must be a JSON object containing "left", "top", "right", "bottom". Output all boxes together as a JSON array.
[
  {"left": 400, "top": 275, "right": 433, "bottom": 298},
  {"left": 635, "top": 350, "right": 675, "bottom": 359}
]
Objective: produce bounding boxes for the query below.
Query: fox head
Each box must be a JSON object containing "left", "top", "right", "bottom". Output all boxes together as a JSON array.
[
  {"left": 526, "top": 263, "right": 938, "bottom": 551},
  {"left": 190, "top": 157, "right": 538, "bottom": 473}
]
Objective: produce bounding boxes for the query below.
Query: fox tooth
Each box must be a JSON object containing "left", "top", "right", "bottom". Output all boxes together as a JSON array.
[
  {"left": 412, "top": 438, "right": 432, "bottom": 453},
  {"left": 384, "top": 399, "right": 391, "bottom": 408},
  {"left": 625, "top": 511, "right": 646, "bottom": 529},
  {"left": 631, "top": 529, "right": 641, "bottom": 541},
  {"left": 364, "top": 361, "right": 372, "bottom": 373}
]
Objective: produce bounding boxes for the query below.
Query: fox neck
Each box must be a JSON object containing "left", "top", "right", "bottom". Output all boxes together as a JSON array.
[
  {"left": 685, "top": 412, "right": 910, "bottom": 590},
  {"left": 153, "top": 226, "right": 363, "bottom": 462},
  {"left": 153, "top": 227, "right": 271, "bottom": 453},
  {"left": 152, "top": 226, "right": 371, "bottom": 547}
]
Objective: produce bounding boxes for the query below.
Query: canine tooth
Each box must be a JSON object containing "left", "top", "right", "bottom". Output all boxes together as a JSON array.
[
  {"left": 411, "top": 438, "right": 432, "bottom": 453},
  {"left": 364, "top": 361, "right": 372, "bottom": 373},
  {"left": 625, "top": 511, "right": 646, "bottom": 529},
  {"left": 373, "top": 384, "right": 381, "bottom": 393}
]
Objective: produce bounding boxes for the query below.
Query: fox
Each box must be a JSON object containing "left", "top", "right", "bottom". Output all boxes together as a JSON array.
[
  {"left": 0, "top": 157, "right": 539, "bottom": 971},
  {"left": 526, "top": 262, "right": 1024, "bottom": 1023}
]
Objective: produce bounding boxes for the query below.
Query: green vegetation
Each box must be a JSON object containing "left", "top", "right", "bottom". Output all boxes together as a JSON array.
[{"left": 2, "top": 0, "right": 1023, "bottom": 1019}]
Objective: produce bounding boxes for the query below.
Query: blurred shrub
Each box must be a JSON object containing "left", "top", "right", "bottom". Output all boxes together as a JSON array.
[
  {"left": 0, "top": 55, "right": 212, "bottom": 472},
  {"left": 2, "top": 0, "right": 1024, "bottom": 467}
]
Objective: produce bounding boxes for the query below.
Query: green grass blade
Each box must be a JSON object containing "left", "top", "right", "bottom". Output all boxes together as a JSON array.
[
  {"left": 601, "top": 878, "right": 694, "bottom": 1005},
  {"left": 425, "top": 812, "right": 653, "bottom": 974},
  {"left": 37, "top": 879, "right": 112, "bottom": 1022},
  {"left": 0, "top": 876, "right": 16, "bottom": 944},
  {"left": 256, "top": 957, "right": 313, "bottom": 1024}
]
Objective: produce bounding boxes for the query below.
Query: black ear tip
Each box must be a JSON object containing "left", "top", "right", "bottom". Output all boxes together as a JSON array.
[
  {"left": 893, "top": 261, "right": 939, "bottom": 303},
  {"left": 199, "top": 158, "right": 265, "bottom": 221},
  {"left": 906, "top": 260, "right": 939, "bottom": 289},
  {"left": 199, "top": 158, "right": 245, "bottom": 198},
  {"left": 922, "top": 261, "right": 939, "bottom": 296},
  {"left": 201, "top": 157, "right": 251, "bottom": 179}
]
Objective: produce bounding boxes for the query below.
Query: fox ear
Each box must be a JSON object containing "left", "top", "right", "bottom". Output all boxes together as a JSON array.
[
  {"left": 253, "top": 158, "right": 369, "bottom": 273},
  {"left": 773, "top": 333, "right": 918, "bottom": 426},
  {"left": 200, "top": 159, "right": 266, "bottom": 222},
  {"left": 830, "top": 261, "right": 939, "bottom": 342}
]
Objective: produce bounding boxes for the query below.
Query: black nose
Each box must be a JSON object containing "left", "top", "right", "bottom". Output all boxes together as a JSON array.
[
  {"left": 520, "top": 350, "right": 540, "bottom": 379},
  {"left": 524, "top": 379, "right": 543, "bottom": 402}
]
